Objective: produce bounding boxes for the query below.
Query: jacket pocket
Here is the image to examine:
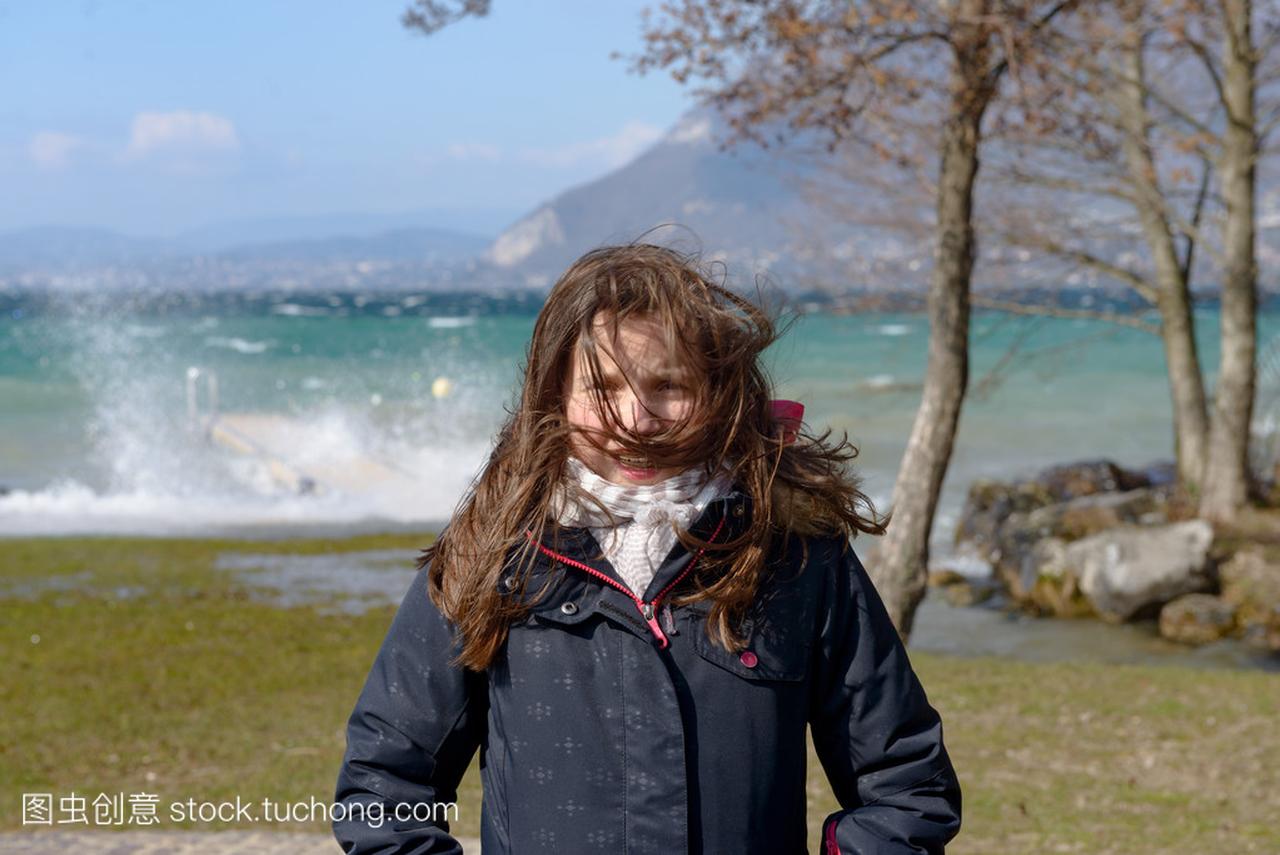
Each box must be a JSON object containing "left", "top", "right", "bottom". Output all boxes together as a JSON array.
[
  {"left": 500, "top": 561, "right": 598, "bottom": 629},
  {"left": 687, "top": 605, "right": 810, "bottom": 682}
]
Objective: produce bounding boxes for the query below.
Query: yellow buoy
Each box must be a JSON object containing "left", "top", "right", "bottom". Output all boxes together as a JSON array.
[{"left": 431, "top": 376, "right": 453, "bottom": 399}]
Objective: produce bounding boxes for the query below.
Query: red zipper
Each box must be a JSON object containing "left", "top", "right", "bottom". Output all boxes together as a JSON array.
[
  {"left": 824, "top": 816, "right": 841, "bottom": 854},
  {"left": 523, "top": 514, "right": 728, "bottom": 648}
]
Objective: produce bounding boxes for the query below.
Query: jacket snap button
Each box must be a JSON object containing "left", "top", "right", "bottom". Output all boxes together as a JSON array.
[
  {"left": 733, "top": 504, "right": 745, "bottom": 517},
  {"left": 739, "top": 650, "right": 758, "bottom": 668},
  {"left": 560, "top": 601, "right": 579, "bottom": 615},
  {"left": 501, "top": 576, "right": 516, "bottom": 591}
]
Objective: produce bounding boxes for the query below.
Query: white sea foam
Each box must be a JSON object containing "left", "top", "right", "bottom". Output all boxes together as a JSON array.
[
  {"left": 124, "top": 324, "right": 166, "bottom": 338},
  {"left": 427, "top": 316, "right": 475, "bottom": 329},
  {"left": 0, "top": 435, "right": 490, "bottom": 536},
  {"left": 204, "top": 336, "right": 274, "bottom": 354},
  {"left": 873, "top": 323, "right": 912, "bottom": 336},
  {"left": 270, "top": 303, "right": 329, "bottom": 317},
  {"left": 863, "top": 374, "right": 898, "bottom": 389},
  {"left": 1, "top": 298, "right": 497, "bottom": 536}
]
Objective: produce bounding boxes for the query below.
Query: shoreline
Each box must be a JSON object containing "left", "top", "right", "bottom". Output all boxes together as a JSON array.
[
  {"left": 3, "top": 528, "right": 1276, "bottom": 674},
  {"left": 4, "top": 531, "right": 1278, "bottom": 852}
]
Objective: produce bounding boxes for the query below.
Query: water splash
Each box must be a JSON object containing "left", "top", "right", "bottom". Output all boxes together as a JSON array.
[{"left": 0, "top": 290, "right": 511, "bottom": 536}]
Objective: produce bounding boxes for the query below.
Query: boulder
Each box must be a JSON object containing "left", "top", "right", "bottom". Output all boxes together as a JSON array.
[
  {"left": 1034, "top": 458, "right": 1155, "bottom": 499},
  {"left": 1158, "top": 594, "right": 1237, "bottom": 645},
  {"left": 1039, "top": 520, "right": 1215, "bottom": 621},
  {"left": 941, "top": 580, "right": 1000, "bottom": 608},
  {"left": 1239, "top": 614, "right": 1280, "bottom": 652},
  {"left": 952, "top": 479, "right": 1055, "bottom": 560},
  {"left": 1034, "top": 487, "right": 1170, "bottom": 539},
  {"left": 1218, "top": 546, "right": 1280, "bottom": 623},
  {"left": 1018, "top": 537, "right": 1097, "bottom": 618},
  {"left": 927, "top": 568, "right": 969, "bottom": 588},
  {"left": 990, "top": 488, "right": 1172, "bottom": 602},
  {"left": 928, "top": 571, "right": 1001, "bottom": 607},
  {"left": 955, "top": 459, "right": 1160, "bottom": 560},
  {"left": 1217, "top": 547, "right": 1280, "bottom": 651}
]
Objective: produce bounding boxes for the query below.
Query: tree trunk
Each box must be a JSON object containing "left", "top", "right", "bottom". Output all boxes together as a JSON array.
[
  {"left": 870, "top": 35, "right": 993, "bottom": 639},
  {"left": 1201, "top": 0, "right": 1258, "bottom": 520},
  {"left": 1114, "top": 11, "right": 1210, "bottom": 492}
]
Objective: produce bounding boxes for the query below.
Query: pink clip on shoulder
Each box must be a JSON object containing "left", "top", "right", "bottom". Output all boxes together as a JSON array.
[{"left": 769, "top": 399, "right": 804, "bottom": 445}]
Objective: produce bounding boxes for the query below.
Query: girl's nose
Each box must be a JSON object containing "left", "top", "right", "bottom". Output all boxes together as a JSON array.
[{"left": 624, "top": 396, "right": 661, "bottom": 435}]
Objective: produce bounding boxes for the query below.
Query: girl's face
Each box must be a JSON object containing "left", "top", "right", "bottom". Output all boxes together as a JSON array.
[{"left": 565, "top": 312, "right": 697, "bottom": 485}]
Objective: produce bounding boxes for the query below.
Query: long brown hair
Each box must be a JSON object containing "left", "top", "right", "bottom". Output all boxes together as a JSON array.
[{"left": 419, "top": 243, "right": 887, "bottom": 670}]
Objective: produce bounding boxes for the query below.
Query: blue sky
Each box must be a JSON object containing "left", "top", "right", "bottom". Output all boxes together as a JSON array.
[{"left": 1, "top": 0, "right": 695, "bottom": 237}]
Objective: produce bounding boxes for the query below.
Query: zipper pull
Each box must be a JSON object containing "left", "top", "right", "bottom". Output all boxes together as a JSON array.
[
  {"left": 639, "top": 602, "right": 669, "bottom": 649},
  {"left": 661, "top": 603, "right": 678, "bottom": 636}
]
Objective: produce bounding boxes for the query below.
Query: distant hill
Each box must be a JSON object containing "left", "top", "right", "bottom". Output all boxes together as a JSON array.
[
  {"left": 174, "top": 209, "right": 511, "bottom": 253},
  {"left": 212, "top": 228, "right": 489, "bottom": 264},
  {"left": 0, "top": 223, "right": 491, "bottom": 273},
  {"left": 480, "top": 104, "right": 1280, "bottom": 297},
  {"left": 11, "top": 104, "right": 1280, "bottom": 297},
  {"left": 0, "top": 227, "right": 174, "bottom": 269},
  {"left": 479, "top": 109, "right": 889, "bottom": 289}
]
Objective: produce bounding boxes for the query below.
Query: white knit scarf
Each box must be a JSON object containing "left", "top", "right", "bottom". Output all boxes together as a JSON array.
[{"left": 551, "top": 456, "right": 735, "bottom": 597}]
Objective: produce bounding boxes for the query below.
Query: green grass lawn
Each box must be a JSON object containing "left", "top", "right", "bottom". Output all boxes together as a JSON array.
[{"left": 3, "top": 534, "right": 1277, "bottom": 854}]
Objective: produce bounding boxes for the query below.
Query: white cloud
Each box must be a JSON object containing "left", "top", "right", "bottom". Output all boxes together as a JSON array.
[
  {"left": 29, "top": 132, "right": 82, "bottom": 170},
  {"left": 125, "top": 110, "right": 240, "bottom": 159},
  {"left": 668, "top": 115, "right": 712, "bottom": 145},
  {"left": 422, "top": 121, "right": 661, "bottom": 172},
  {"left": 445, "top": 142, "right": 502, "bottom": 161},
  {"left": 518, "top": 121, "right": 663, "bottom": 169}
]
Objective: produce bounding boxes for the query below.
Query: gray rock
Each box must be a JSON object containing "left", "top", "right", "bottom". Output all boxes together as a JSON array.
[
  {"left": 1219, "top": 546, "right": 1280, "bottom": 618},
  {"left": 940, "top": 577, "right": 1000, "bottom": 608},
  {"left": 1218, "top": 546, "right": 1280, "bottom": 650},
  {"left": 1015, "top": 537, "right": 1096, "bottom": 617},
  {"left": 953, "top": 478, "right": 1053, "bottom": 561},
  {"left": 1158, "top": 593, "right": 1237, "bottom": 645},
  {"left": 1033, "top": 459, "right": 1155, "bottom": 499},
  {"left": 1025, "top": 487, "right": 1170, "bottom": 535},
  {"left": 1044, "top": 521, "right": 1215, "bottom": 621},
  {"left": 991, "top": 488, "right": 1172, "bottom": 603},
  {"left": 955, "top": 458, "right": 1160, "bottom": 562},
  {"left": 927, "top": 567, "right": 1000, "bottom": 607}
]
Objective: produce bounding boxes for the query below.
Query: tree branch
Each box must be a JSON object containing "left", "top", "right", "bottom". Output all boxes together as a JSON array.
[
  {"left": 401, "top": 0, "right": 490, "bottom": 35},
  {"left": 970, "top": 295, "right": 1161, "bottom": 335},
  {"left": 1180, "top": 153, "right": 1213, "bottom": 283}
]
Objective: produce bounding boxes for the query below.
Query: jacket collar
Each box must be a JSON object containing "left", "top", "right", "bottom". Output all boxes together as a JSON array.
[{"left": 507, "top": 486, "right": 754, "bottom": 605}]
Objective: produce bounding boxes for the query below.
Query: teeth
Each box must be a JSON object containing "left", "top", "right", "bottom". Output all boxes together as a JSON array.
[{"left": 617, "top": 456, "right": 653, "bottom": 468}]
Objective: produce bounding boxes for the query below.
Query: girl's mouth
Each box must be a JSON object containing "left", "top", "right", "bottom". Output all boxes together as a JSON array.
[{"left": 615, "top": 455, "right": 658, "bottom": 479}]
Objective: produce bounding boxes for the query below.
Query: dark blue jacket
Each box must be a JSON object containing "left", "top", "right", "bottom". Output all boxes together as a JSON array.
[{"left": 333, "top": 486, "right": 961, "bottom": 853}]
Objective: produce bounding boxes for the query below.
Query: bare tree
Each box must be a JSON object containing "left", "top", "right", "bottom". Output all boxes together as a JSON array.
[
  {"left": 404, "top": 0, "right": 1081, "bottom": 638},
  {"left": 1195, "top": 0, "right": 1266, "bottom": 520},
  {"left": 972, "top": 1, "right": 1215, "bottom": 492},
  {"left": 970, "top": 0, "right": 1277, "bottom": 519},
  {"left": 626, "top": 1, "right": 1085, "bottom": 637},
  {"left": 401, "top": 0, "right": 490, "bottom": 34}
]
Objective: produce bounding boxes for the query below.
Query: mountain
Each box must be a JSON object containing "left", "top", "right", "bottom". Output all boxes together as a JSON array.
[
  {"left": 212, "top": 228, "right": 489, "bottom": 264},
  {"left": 174, "top": 209, "right": 514, "bottom": 252},
  {"left": 481, "top": 105, "right": 1280, "bottom": 298},
  {"left": 0, "top": 223, "right": 492, "bottom": 273},
  {"left": 0, "top": 227, "right": 174, "bottom": 269},
  {"left": 13, "top": 105, "right": 1280, "bottom": 296},
  {"left": 480, "top": 110, "right": 890, "bottom": 290}
]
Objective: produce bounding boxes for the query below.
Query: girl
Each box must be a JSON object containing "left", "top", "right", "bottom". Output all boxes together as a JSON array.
[{"left": 333, "top": 244, "right": 961, "bottom": 854}]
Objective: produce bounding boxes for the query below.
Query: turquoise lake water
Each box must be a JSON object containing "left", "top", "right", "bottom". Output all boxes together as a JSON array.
[
  {"left": 3, "top": 289, "right": 1279, "bottom": 554},
  {"left": 8, "top": 288, "right": 1280, "bottom": 669}
]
